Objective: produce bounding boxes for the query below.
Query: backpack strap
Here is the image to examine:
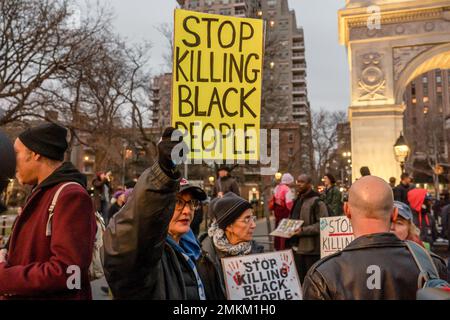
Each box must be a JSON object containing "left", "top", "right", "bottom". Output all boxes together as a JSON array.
[
  {"left": 405, "top": 240, "right": 440, "bottom": 289},
  {"left": 46, "top": 182, "right": 80, "bottom": 236}
]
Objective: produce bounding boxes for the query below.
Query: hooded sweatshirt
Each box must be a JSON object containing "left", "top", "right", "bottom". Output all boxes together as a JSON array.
[{"left": 0, "top": 162, "right": 96, "bottom": 300}]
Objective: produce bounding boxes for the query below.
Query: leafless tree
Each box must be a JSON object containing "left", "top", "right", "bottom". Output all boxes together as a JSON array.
[
  {"left": 0, "top": 0, "right": 111, "bottom": 125},
  {"left": 312, "top": 109, "right": 347, "bottom": 180}
]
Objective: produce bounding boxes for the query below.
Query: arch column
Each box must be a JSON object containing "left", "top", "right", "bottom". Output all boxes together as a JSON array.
[{"left": 350, "top": 104, "right": 404, "bottom": 181}]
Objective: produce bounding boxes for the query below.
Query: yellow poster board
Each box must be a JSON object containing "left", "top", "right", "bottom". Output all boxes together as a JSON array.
[{"left": 172, "top": 9, "right": 264, "bottom": 162}]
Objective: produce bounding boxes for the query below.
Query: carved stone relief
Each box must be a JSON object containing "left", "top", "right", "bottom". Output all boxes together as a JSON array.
[
  {"left": 349, "top": 19, "right": 450, "bottom": 41},
  {"left": 393, "top": 45, "right": 434, "bottom": 80},
  {"left": 358, "top": 53, "right": 386, "bottom": 101}
]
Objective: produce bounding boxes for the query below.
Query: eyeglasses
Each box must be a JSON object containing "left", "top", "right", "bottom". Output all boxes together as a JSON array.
[
  {"left": 236, "top": 215, "right": 257, "bottom": 224},
  {"left": 175, "top": 197, "right": 200, "bottom": 211}
]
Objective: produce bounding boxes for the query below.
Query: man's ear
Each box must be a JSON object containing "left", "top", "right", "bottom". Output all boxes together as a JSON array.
[
  {"left": 344, "top": 202, "right": 351, "bottom": 219},
  {"left": 32, "top": 152, "right": 41, "bottom": 161},
  {"left": 391, "top": 207, "right": 398, "bottom": 223}
]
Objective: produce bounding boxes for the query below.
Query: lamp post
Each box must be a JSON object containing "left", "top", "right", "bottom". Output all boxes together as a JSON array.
[
  {"left": 342, "top": 152, "right": 351, "bottom": 185},
  {"left": 393, "top": 132, "right": 410, "bottom": 174}
]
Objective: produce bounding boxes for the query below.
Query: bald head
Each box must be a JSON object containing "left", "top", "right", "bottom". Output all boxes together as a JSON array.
[{"left": 348, "top": 176, "right": 394, "bottom": 221}]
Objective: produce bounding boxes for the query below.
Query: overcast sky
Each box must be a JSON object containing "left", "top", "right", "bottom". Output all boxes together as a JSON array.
[{"left": 99, "top": 0, "right": 349, "bottom": 112}]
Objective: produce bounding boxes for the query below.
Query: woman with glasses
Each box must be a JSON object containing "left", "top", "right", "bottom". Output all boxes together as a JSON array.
[
  {"left": 200, "top": 192, "right": 264, "bottom": 298},
  {"left": 103, "top": 128, "right": 224, "bottom": 300}
]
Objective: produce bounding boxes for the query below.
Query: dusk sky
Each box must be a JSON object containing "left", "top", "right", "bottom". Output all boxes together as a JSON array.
[{"left": 99, "top": 0, "right": 349, "bottom": 112}]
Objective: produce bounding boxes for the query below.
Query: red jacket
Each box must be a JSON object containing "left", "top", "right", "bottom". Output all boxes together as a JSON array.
[{"left": 0, "top": 163, "right": 96, "bottom": 299}]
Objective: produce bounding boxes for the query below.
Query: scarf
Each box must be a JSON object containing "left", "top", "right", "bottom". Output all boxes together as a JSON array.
[
  {"left": 166, "top": 230, "right": 206, "bottom": 300},
  {"left": 208, "top": 221, "right": 252, "bottom": 256}
]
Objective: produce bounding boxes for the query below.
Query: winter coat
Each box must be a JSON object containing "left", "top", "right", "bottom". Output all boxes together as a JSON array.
[
  {"left": 322, "top": 185, "right": 343, "bottom": 216},
  {"left": 92, "top": 176, "right": 111, "bottom": 211},
  {"left": 0, "top": 162, "right": 96, "bottom": 300},
  {"left": 213, "top": 175, "right": 240, "bottom": 197},
  {"left": 273, "top": 184, "right": 294, "bottom": 250},
  {"left": 289, "top": 189, "right": 329, "bottom": 255},
  {"left": 408, "top": 189, "right": 438, "bottom": 245},
  {"left": 107, "top": 202, "right": 122, "bottom": 221},
  {"left": 303, "top": 233, "right": 447, "bottom": 300},
  {"left": 200, "top": 236, "right": 264, "bottom": 299},
  {"left": 102, "top": 162, "right": 224, "bottom": 300},
  {"left": 393, "top": 183, "right": 414, "bottom": 205}
]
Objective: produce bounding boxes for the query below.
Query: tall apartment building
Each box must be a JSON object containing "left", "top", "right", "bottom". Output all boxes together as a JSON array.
[
  {"left": 260, "top": 0, "right": 313, "bottom": 174},
  {"left": 150, "top": 1, "right": 314, "bottom": 194},
  {"left": 403, "top": 69, "right": 450, "bottom": 183},
  {"left": 177, "top": 0, "right": 261, "bottom": 17},
  {"left": 150, "top": 73, "right": 172, "bottom": 128},
  {"left": 150, "top": 2, "right": 262, "bottom": 129}
]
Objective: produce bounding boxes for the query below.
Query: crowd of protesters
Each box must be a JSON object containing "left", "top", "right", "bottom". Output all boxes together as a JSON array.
[{"left": 0, "top": 124, "right": 448, "bottom": 300}]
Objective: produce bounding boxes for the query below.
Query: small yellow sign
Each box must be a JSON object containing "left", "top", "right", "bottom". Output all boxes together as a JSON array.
[{"left": 172, "top": 9, "right": 264, "bottom": 162}]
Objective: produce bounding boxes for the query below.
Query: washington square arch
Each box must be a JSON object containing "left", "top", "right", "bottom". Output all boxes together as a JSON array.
[{"left": 338, "top": 0, "right": 450, "bottom": 181}]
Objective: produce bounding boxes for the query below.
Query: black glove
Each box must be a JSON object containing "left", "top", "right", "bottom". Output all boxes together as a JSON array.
[{"left": 157, "top": 127, "right": 187, "bottom": 176}]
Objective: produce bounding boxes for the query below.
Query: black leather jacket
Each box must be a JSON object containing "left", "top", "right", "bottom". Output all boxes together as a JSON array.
[
  {"left": 303, "top": 233, "right": 447, "bottom": 300},
  {"left": 102, "top": 162, "right": 223, "bottom": 300}
]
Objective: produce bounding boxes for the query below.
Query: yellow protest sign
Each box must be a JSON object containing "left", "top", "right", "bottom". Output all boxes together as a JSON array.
[{"left": 171, "top": 9, "right": 264, "bottom": 162}]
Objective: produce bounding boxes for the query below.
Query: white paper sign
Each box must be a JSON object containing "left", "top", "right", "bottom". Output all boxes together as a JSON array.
[
  {"left": 221, "top": 250, "right": 302, "bottom": 300},
  {"left": 269, "top": 219, "right": 303, "bottom": 238},
  {"left": 320, "top": 216, "right": 355, "bottom": 258}
]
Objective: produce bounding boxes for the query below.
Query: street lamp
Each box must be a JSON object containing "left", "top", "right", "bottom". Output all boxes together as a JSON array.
[
  {"left": 394, "top": 132, "right": 410, "bottom": 173},
  {"left": 275, "top": 172, "right": 282, "bottom": 181},
  {"left": 208, "top": 176, "right": 215, "bottom": 185}
]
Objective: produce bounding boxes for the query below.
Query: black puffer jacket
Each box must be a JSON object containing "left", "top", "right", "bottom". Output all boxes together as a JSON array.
[
  {"left": 303, "top": 233, "right": 448, "bottom": 300},
  {"left": 200, "top": 235, "right": 264, "bottom": 299},
  {"left": 102, "top": 162, "right": 223, "bottom": 300}
]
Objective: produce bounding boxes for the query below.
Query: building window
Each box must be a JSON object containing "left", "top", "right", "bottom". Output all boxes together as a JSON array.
[
  {"left": 84, "top": 163, "right": 94, "bottom": 174},
  {"left": 288, "top": 133, "right": 294, "bottom": 143},
  {"left": 267, "top": 0, "right": 277, "bottom": 7},
  {"left": 437, "top": 75, "right": 442, "bottom": 83},
  {"left": 288, "top": 148, "right": 294, "bottom": 157},
  {"left": 189, "top": 0, "right": 199, "bottom": 8},
  {"left": 423, "top": 106, "right": 429, "bottom": 114},
  {"left": 219, "top": 8, "right": 231, "bottom": 15},
  {"left": 422, "top": 76, "right": 428, "bottom": 83}
]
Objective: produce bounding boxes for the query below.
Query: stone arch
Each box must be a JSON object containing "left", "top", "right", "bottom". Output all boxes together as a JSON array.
[
  {"left": 339, "top": 1, "right": 450, "bottom": 181},
  {"left": 395, "top": 43, "right": 450, "bottom": 104}
]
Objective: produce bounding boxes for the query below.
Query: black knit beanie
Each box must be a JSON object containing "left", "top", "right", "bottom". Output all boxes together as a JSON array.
[
  {"left": 18, "top": 123, "right": 68, "bottom": 161},
  {"left": 211, "top": 192, "right": 252, "bottom": 230}
]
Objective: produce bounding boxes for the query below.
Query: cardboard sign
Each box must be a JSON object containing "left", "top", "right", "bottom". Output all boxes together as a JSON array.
[
  {"left": 222, "top": 250, "right": 302, "bottom": 300},
  {"left": 172, "top": 9, "right": 264, "bottom": 162},
  {"left": 320, "top": 216, "right": 355, "bottom": 258},
  {"left": 269, "top": 219, "right": 303, "bottom": 238}
]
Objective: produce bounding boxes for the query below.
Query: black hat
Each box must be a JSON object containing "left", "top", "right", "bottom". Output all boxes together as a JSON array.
[
  {"left": 18, "top": 123, "right": 68, "bottom": 161},
  {"left": 0, "top": 130, "right": 16, "bottom": 180},
  {"left": 211, "top": 192, "right": 252, "bottom": 230},
  {"left": 360, "top": 166, "right": 371, "bottom": 176},
  {"left": 178, "top": 178, "right": 207, "bottom": 201}
]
